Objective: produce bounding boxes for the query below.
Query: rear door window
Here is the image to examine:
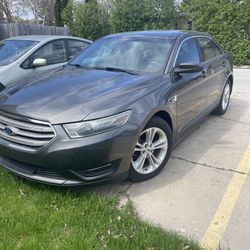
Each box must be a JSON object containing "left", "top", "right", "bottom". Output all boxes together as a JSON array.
[
  {"left": 198, "top": 38, "right": 223, "bottom": 62},
  {"left": 68, "top": 40, "right": 89, "bottom": 59}
]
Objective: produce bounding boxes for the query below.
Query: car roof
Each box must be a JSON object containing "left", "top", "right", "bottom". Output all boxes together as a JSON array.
[
  {"left": 107, "top": 30, "right": 209, "bottom": 39},
  {"left": 4, "top": 35, "right": 92, "bottom": 43}
]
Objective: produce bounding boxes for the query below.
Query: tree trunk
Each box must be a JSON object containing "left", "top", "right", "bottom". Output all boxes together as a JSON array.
[
  {"left": 0, "top": 10, "right": 4, "bottom": 22},
  {"left": 0, "top": 0, "right": 13, "bottom": 23}
]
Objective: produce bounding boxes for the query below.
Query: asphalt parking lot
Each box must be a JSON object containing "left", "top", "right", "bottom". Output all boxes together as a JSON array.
[{"left": 97, "top": 68, "right": 250, "bottom": 250}]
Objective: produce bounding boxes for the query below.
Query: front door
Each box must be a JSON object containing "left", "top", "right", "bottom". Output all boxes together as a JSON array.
[
  {"left": 19, "top": 39, "right": 68, "bottom": 82},
  {"left": 173, "top": 38, "right": 208, "bottom": 136}
]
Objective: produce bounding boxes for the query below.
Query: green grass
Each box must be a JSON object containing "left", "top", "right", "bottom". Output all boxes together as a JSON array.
[{"left": 0, "top": 168, "right": 202, "bottom": 250}]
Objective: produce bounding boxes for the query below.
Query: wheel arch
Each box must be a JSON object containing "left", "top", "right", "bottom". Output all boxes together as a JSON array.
[
  {"left": 134, "top": 108, "right": 175, "bottom": 137},
  {"left": 226, "top": 74, "right": 233, "bottom": 94},
  {"left": 153, "top": 110, "right": 173, "bottom": 132}
]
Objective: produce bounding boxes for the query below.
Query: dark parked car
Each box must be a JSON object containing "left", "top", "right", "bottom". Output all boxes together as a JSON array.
[{"left": 0, "top": 30, "right": 233, "bottom": 186}]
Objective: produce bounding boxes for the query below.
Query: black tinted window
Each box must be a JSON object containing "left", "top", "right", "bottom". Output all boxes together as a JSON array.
[
  {"left": 68, "top": 40, "right": 89, "bottom": 59},
  {"left": 198, "top": 38, "right": 223, "bottom": 62},
  {"left": 33, "top": 40, "right": 67, "bottom": 65},
  {"left": 176, "top": 38, "right": 200, "bottom": 65}
]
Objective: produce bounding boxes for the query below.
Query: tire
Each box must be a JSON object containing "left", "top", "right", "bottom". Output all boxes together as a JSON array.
[
  {"left": 128, "top": 116, "right": 173, "bottom": 182},
  {"left": 213, "top": 81, "right": 231, "bottom": 115}
]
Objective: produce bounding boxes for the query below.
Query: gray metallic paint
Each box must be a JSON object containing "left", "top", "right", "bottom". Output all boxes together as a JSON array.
[{"left": 0, "top": 30, "right": 233, "bottom": 186}]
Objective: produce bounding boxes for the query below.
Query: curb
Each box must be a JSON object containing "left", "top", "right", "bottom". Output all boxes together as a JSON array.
[{"left": 234, "top": 65, "right": 250, "bottom": 69}]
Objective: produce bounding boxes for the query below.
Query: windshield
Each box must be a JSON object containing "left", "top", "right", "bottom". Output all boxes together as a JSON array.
[
  {"left": 0, "top": 39, "right": 39, "bottom": 66},
  {"left": 70, "top": 36, "right": 175, "bottom": 74}
]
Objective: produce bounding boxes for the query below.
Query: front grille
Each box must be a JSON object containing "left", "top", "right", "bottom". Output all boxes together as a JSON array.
[
  {"left": 0, "top": 112, "right": 55, "bottom": 151},
  {"left": 0, "top": 154, "right": 67, "bottom": 183}
]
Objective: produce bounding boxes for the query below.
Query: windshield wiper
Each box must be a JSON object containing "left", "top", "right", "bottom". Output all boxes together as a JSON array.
[
  {"left": 88, "top": 66, "right": 138, "bottom": 75},
  {"left": 69, "top": 64, "right": 138, "bottom": 75},
  {"left": 69, "top": 63, "right": 89, "bottom": 69}
]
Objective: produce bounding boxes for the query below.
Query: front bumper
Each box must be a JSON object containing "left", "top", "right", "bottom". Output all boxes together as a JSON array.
[{"left": 0, "top": 122, "right": 139, "bottom": 186}]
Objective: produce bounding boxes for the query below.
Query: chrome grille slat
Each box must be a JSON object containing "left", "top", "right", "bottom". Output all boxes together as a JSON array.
[
  {"left": 0, "top": 131, "right": 48, "bottom": 147},
  {"left": 0, "top": 112, "right": 56, "bottom": 150},
  {"left": 0, "top": 114, "right": 52, "bottom": 132},
  {"left": 0, "top": 123, "right": 54, "bottom": 139}
]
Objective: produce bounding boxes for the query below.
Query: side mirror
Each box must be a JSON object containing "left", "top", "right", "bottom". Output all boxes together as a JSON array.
[
  {"left": 32, "top": 58, "right": 47, "bottom": 68},
  {"left": 174, "top": 63, "right": 203, "bottom": 74}
]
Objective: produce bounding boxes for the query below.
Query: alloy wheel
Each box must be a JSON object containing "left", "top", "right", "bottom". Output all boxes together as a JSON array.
[
  {"left": 131, "top": 127, "right": 168, "bottom": 175},
  {"left": 222, "top": 83, "right": 230, "bottom": 111}
]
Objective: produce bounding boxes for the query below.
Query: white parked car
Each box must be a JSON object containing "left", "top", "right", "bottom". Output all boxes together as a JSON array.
[{"left": 0, "top": 35, "right": 92, "bottom": 89}]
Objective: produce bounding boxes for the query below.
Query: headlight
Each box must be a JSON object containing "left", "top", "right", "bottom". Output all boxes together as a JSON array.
[{"left": 63, "top": 110, "right": 131, "bottom": 138}]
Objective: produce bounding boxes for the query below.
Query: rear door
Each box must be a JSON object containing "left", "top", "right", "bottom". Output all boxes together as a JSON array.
[
  {"left": 197, "top": 37, "right": 226, "bottom": 108},
  {"left": 174, "top": 37, "right": 207, "bottom": 135}
]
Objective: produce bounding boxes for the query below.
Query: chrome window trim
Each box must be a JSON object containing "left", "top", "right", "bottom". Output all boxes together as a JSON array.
[
  {"left": 173, "top": 36, "right": 200, "bottom": 67},
  {"left": 165, "top": 35, "right": 225, "bottom": 74}
]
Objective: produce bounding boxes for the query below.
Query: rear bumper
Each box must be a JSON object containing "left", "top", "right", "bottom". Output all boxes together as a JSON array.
[{"left": 0, "top": 122, "right": 139, "bottom": 186}]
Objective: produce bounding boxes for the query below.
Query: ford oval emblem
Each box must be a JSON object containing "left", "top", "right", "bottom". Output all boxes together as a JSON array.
[{"left": 3, "top": 126, "right": 16, "bottom": 136}]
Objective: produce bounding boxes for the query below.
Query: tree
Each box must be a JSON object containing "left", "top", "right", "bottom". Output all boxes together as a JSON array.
[
  {"left": 110, "top": 0, "right": 178, "bottom": 33},
  {"left": 55, "top": 0, "right": 68, "bottom": 26},
  {"left": 0, "top": 0, "right": 14, "bottom": 23},
  {"left": 0, "top": 10, "right": 4, "bottom": 22},
  {"left": 0, "top": 0, "right": 36, "bottom": 23},
  {"left": 40, "top": 0, "right": 55, "bottom": 25},
  {"left": 21, "top": 0, "right": 55, "bottom": 25},
  {"left": 181, "top": 0, "right": 250, "bottom": 65},
  {"left": 110, "top": 0, "right": 146, "bottom": 33},
  {"left": 144, "top": 0, "right": 178, "bottom": 29},
  {"left": 0, "top": 0, "right": 56, "bottom": 25},
  {"left": 63, "top": 0, "right": 109, "bottom": 40}
]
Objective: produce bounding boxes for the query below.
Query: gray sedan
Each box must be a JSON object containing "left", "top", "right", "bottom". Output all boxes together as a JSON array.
[
  {"left": 0, "top": 35, "right": 91, "bottom": 89},
  {"left": 0, "top": 30, "right": 233, "bottom": 186}
]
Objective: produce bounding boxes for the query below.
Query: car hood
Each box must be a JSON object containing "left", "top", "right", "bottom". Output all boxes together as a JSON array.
[
  {"left": 0, "top": 63, "right": 17, "bottom": 86},
  {"left": 0, "top": 66, "right": 162, "bottom": 124},
  {"left": 0, "top": 65, "right": 8, "bottom": 75},
  {"left": 0, "top": 65, "right": 10, "bottom": 85}
]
